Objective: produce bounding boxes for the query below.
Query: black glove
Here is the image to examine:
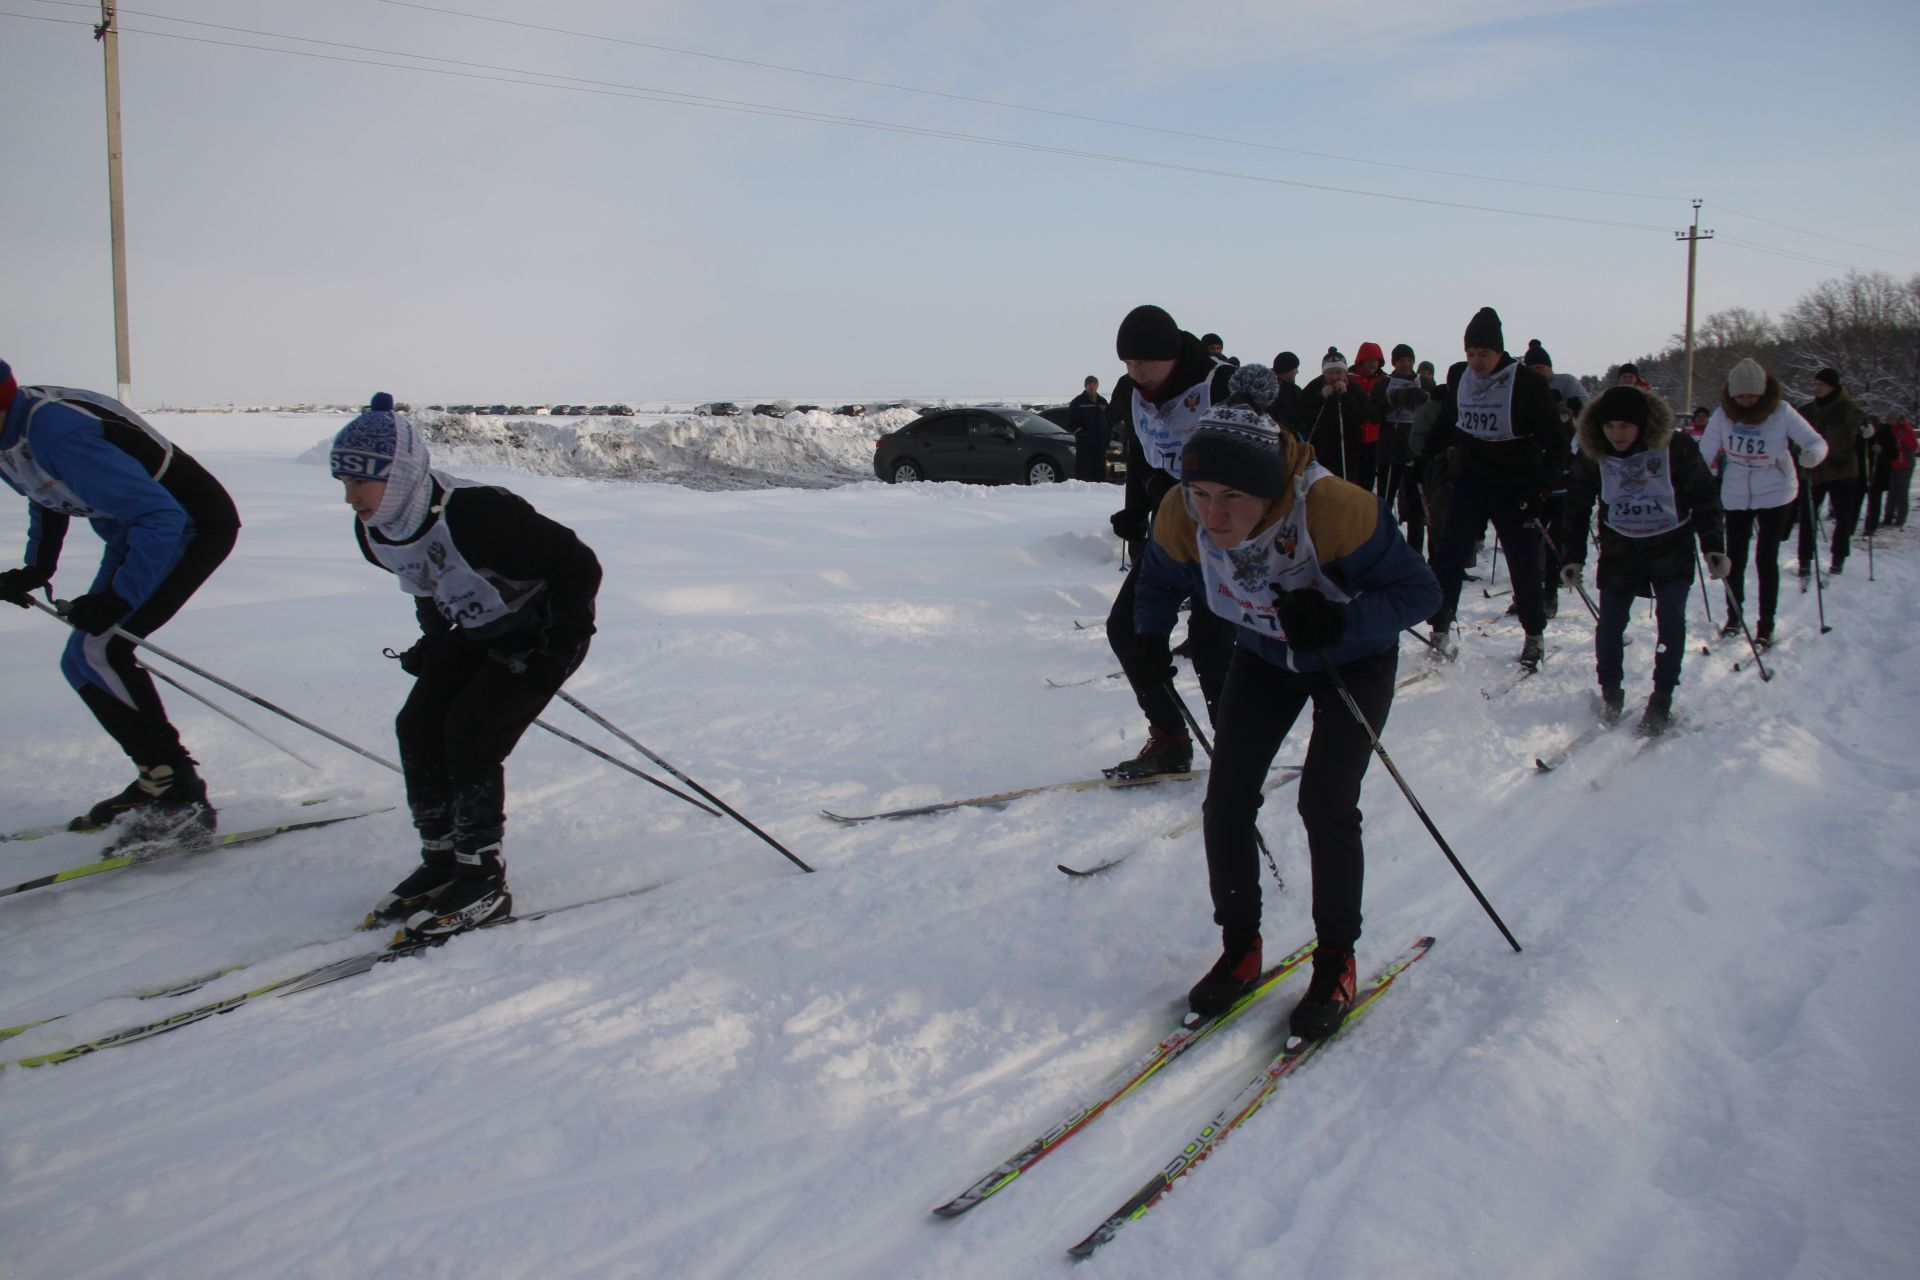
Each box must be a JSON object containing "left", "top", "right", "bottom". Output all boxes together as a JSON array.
[
  {"left": 1274, "top": 588, "right": 1347, "bottom": 652},
  {"left": 392, "top": 633, "right": 452, "bottom": 676},
  {"left": 1120, "top": 632, "right": 1174, "bottom": 688},
  {"left": 60, "top": 589, "right": 130, "bottom": 636},
  {"left": 0, "top": 566, "right": 52, "bottom": 609},
  {"left": 1109, "top": 508, "right": 1149, "bottom": 543}
]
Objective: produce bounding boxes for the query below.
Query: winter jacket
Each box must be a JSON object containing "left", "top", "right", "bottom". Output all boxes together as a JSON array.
[
  {"left": 356, "top": 478, "right": 601, "bottom": 656},
  {"left": 1432, "top": 355, "right": 1569, "bottom": 491},
  {"left": 1799, "top": 389, "right": 1869, "bottom": 485},
  {"left": 1291, "top": 373, "right": 1371, "bottom": 483},
  {"left": 1890, "top": 419, "right": 1917, "bottom": 473},
  {"left": 1108, "top": 333, "right": 1236, "bottom": 536},
  {"left": 1697, "top": 372, "right": 1829, "bottom": 511},
  {"left": 1349, "top": 342, "right": 1387, "bottom": 447},
  {"left": 1369, "top": 371, "right": 1431, "bottom": 468},
  {"left": 0, "top": 385, "right": 240, "bottom": 608},
  {"left": 1067, "top": 390, "right": 1107, "bottom": 438},
  {"left": 1560, "top": 391, "right": 1724, "bottom": 596},
  {"left": 1135, "top": 433, "right": 1439, "bottom": 674}
]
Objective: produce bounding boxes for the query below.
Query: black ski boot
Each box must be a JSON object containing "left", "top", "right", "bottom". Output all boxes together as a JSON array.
[
  {"left": 363, "top": 840, "right": 458, "bottom": 929},
  {"left": 1754, "top": 620, "right": 1774, "bottom": 651},
  {"left": 1718, "top": 619, "right": 1741, "bottom": 639},
  {"left": 1638, "top": 688, "right": 1674, "bottom": 737},
  {"left": 72, "top": 761, "right": 216, "bottom": 843},
  {"left": 1289, "top": 945, "right": 1357, "bottom": 1041},
  {"left": 1108, "top": 726, "right": 1193, "bottom": 779},
  {"left": 1187, "top": 929, "right": 1262, "bottom": 1018},
  {"left": 1599, "top": 686, "right": 1625, "bottom": 727},
  {"left": 405, "top": 843, "right": 512, "bottom": 940}
]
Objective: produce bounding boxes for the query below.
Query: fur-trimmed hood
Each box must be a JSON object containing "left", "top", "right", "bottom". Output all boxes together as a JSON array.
[
  {"left": 1576, "top": 386, "right": 1674, "bottom": 461},
  {"left": 1720, "top": 370, "right": 1783, "bottom": 425}
]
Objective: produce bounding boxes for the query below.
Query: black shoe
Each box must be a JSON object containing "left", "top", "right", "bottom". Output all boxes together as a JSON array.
[
  {"left": 1108, "top": 727, "right": 1193, "bottom": 779},
  {"left": 1542, "top": 592, "right": 1560, "bottom": 620},
  {"left": 363, "top": 844, "right": 458, "bottom": 929},
  {"left": 1599, "top": 686, "right": 1625, "bottom": 727},
  {"left": 1638, "top": 690, "right": 1674, "bottom": 737},
  {"left": 72, "top": 762, "right": 208, "bottom": 832},
  {"left": 1719, "top": 619, "right": 1741, "bottom": 639},
  {"left": 1188, "top": 930, "right": 1263, "bottom": 1018},
  {"left": 405, "top": 843, "right": 511, "bottom": 939},
  {"left": 1289, "top": 946, "right": 1357, "bottom": 1041},
  {"left": 1796, "top": 563, "right": 1811, "bottom": 579},
  {"left": 1829, "top": 561, "right": 1844, "bottom": 576}
]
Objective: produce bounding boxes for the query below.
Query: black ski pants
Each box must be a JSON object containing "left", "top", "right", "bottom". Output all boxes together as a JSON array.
[
  {"left": 1722, "top": 502, "right": 1794, "bottom": 631},
  {"left": 1799, "top": 479, "right": 1861, "bottom": 570},
  {"left": 1201, "top": 645, "right": 1396, "bottom": 955},
  {"left": 70, "top": 520, "right": 239, "bottom": 771},
  {"left": 1431, "top": 471, "right": 1548, "bottom": 634},
  {"left": 395, "top": 638, "right": 584, "bottom": 856},
  {"left": 1106, "top": 549, "right": 1234, "bottom": 732}
]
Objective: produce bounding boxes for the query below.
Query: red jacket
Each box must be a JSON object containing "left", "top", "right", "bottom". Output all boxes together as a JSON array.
[
  {"left": 1891, "top": 419, "right": 1917, "bottom": 472},
  {"left": 1349, "top": 341, "right": 1387, "bottom": 446}
]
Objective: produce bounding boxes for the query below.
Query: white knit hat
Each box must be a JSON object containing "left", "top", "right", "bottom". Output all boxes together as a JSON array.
[{"left": 1726, "top": 358, "right": 1767, "bottom": 397}]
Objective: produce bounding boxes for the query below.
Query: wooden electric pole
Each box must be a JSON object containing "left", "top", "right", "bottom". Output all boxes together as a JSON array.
[
  {"left": 96, "top": 2, "right": 132, "bottom": 403},
  {"left": 1675, "top": 199, "right": 1713, "bottom": 411}
]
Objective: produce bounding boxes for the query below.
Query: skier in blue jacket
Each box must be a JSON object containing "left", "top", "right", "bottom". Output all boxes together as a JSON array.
[
  {"left": 1129, "top": 364, "right": 1439, "bottom": 1040},
  {"left": 0, "top": 359, "right": 241, "bottom": 837}
]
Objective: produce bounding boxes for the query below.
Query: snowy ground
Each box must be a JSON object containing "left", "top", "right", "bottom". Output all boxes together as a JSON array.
[{"left": 1, "top": 413, "right": 1916, "bottom": 1279}]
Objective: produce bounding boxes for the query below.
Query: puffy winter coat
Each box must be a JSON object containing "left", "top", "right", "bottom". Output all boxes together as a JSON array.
[
  {"left": 1696, "top": 372, "right": 1829, "bottom": 511},
  {"left": 1800, "top": 389, "right": 1868, "bottom": 485},
  {"left": 1560, "top": 390, "right": 1723, "bottom": 596}
]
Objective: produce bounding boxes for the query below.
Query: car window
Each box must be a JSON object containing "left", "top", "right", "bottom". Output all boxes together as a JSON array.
[
  {"left": 1003, "top": 410, "right": 1059, "bottom": 434},
  {"left": 911, "top": 414, "right": 967, "bottom": 438}
]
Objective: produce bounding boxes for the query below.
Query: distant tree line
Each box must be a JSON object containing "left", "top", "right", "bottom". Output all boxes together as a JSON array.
[{"left": 1604, "top": 270, "right": 1920, "bottom": 420}]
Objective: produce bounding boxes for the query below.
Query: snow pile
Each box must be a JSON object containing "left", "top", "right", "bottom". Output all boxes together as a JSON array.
[
  {"left": 1, "top": 412, "right": 1916, "bottom": 1278},
  {"left": 411, "top": 407, "right": 921, "bottom": 490}
]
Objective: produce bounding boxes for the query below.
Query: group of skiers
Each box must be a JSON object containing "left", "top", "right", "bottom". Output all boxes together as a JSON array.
[
  {"left": 2, "top": 313, "right": 1905, "bottom": 1046},
  {"left": 1095, "top": 303, "right": 1904, "bottom": 1042},
  {"left": 1, "top": 362, "right": 600, "bottom": 940}
]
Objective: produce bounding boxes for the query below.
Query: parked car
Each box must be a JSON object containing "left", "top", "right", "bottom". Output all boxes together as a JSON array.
[
  {"left": 699, "top": 401, "right": 743, "bottom": 417},
  {"left": 751, "top": 403, "right": 786, "bottom": 418},
  {"left": 836, "top": 403, "right": 868, "bottom": 418},
  {"left": 873, "top": 406, "right": 1076, "bottom": 486}
]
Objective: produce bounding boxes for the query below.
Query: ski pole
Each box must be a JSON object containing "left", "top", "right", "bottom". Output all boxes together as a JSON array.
[
  {"left": 1722, "top": 592, "right": 1773, "bottom": 682},
  {"left": 1488, "top": 532, "right": 1501, "bottom": 588},
  {"left": 1532, "top": 521, "right": 1607, "bottom": 625},
  {"left": 140, "top": 662, "right": 320, "bottom": 770},
  {"left": 1165, "top": 683, "right": 1284, "bottom": 895},
  {"left": 530, "top": 719, "right": 721, "bottom": 817},
  {"left": 1801, "top": 482, "right": 1832, "bottom": 634},
  {"left": 1320, "top": 656, "right": 1521, "bottom": 953},
  {"left": 556, "top": 690, "right": 815, "bottom": 873},
  {"left": 1694, "top": 547, "right": 1716, "bottom": 636},
  {"left": 36, "top": 598, "right": 401, "bottom": 772}
]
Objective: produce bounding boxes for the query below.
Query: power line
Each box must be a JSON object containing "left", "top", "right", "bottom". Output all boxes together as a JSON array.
[
  {"left": 0, "top": 7, "right": 1679, "bottom": 234},
  {"left": 1717, "top": 236, "right": 1866, "bottom": 274},
  {"left": 379, "top": 0, "right": 1688, "bottom": 205},
  {"left": 1712, "top": 203, "right": 1919, "bottom": 264}
]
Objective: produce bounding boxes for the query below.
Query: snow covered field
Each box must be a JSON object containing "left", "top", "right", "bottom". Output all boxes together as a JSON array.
[{"left": 1, "top": 412, "right": 1916, "bottom": 1279}]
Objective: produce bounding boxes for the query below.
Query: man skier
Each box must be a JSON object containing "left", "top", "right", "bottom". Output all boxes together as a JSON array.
[
  {"left": 333, "top": 394, "right": 602, "bottom": 938},
  {"left": 0, "top": 358, "right": 240, "bottom": 839}
]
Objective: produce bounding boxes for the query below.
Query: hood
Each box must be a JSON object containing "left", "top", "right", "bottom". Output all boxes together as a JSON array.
[
  {"left": 1353, "top": 341, "right": 1386, "bottom": 369},
  {"left": 1576, "top": 387, "right": 1674, "bottom": 461},
  {"left": 1720, "top": 370, "right": 1783, "bottom": 426}
]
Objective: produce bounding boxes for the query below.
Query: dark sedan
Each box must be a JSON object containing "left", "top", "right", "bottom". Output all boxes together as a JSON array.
[{"left": 874, "top": 407, "right": 1076, "bottom": 485}]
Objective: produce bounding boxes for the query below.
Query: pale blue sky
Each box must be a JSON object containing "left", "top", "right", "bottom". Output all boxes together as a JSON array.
[{"left": 4, "top": 0, "right": 1917, "bottom": 406}]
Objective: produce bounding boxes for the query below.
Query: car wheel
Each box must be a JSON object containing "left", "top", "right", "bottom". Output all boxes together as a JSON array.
[
  {"left": 1024, "top": 458, "right": 1062, "bottom": 485},
  {"left": 891, "top": 459, "right": 924, "bottom": 483}
]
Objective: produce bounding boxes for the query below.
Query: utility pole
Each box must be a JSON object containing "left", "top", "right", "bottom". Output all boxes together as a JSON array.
[
  {"left": 1675, "top": 199, "right": 1713, "bottom": 412},
  {"left": 95, "top": 2, "right": 132, "bottom": 403}
]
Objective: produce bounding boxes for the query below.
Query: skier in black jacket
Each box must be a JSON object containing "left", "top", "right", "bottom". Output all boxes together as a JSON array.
[
  {"left": 1103, "top": 305, "right": 1237, "bottom": 776},
  {"left": 1558, "top": 386, "right": 1726, "bottom": 733},
  {"left": 332, "top": 395, "right": 602, "bottom": 938},
  {"left": 1426, "top": 307, "right": 1570, "bottom": 668}
]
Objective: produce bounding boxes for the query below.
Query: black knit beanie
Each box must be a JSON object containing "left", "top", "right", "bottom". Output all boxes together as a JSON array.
[
  {"left": 1273, "top": 350, "right": 1300, "bottom": 375},
  {"left": 1815, "top": 367, "right": 1842, "bottom": 389},
  {"left": 1590, "top": 385, "right": 1651, "bottom": 431},
  {"left": 1464, "top": 307, "right": 1504, "bottom": 352},
  {"left": 1181, "top": 365, "right": 1288, "bottom": 498},
  {"left": 1523, "top": 339, "right": 1553, "bottom": 369},
  {"left": 1391, "top": 343, "right": 1415, "bottom": 363},
  {"left": 1116, "top": 305, "right": 1182, "bottom": 361}
]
